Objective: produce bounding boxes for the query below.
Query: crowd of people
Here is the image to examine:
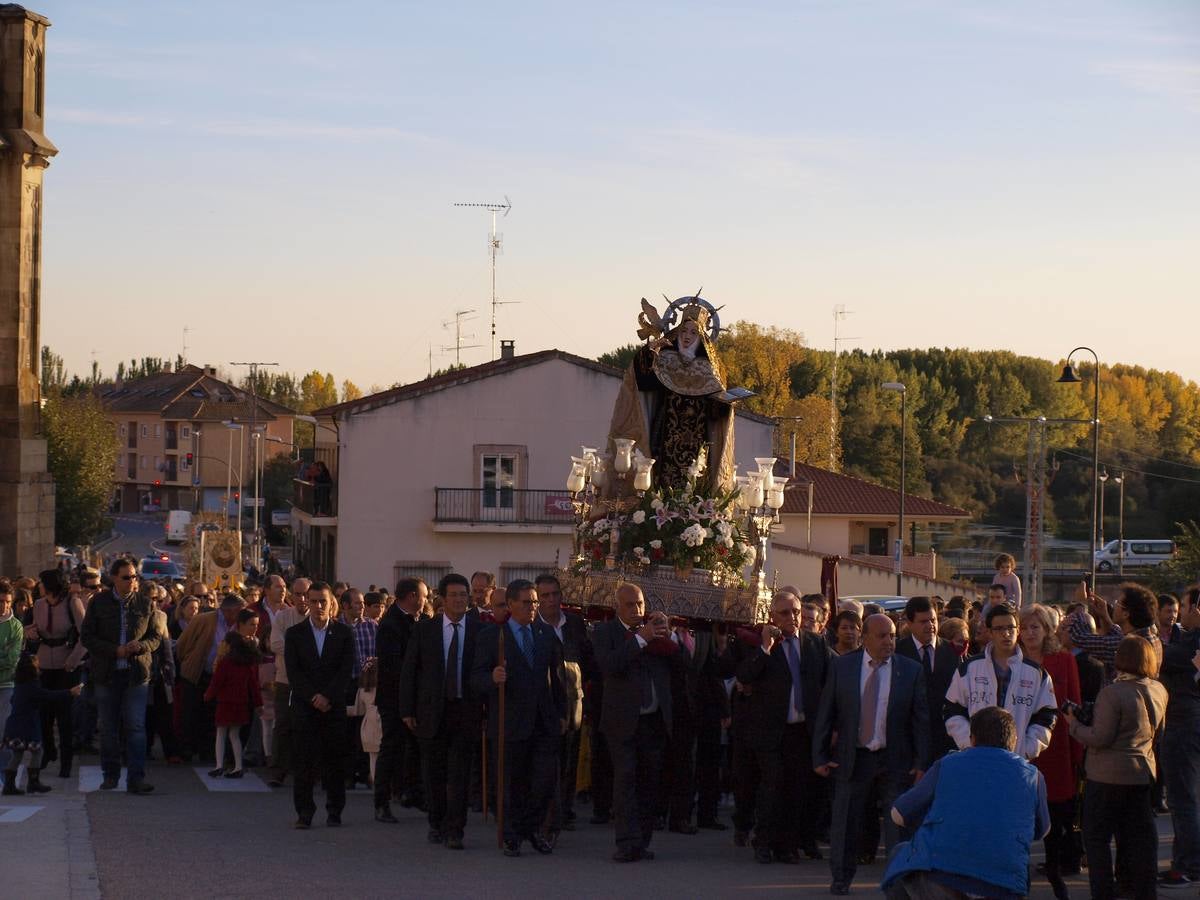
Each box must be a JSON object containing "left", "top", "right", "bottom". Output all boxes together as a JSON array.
[{"left": 0, "top": 554, "right": 1198, "bottom": 898}]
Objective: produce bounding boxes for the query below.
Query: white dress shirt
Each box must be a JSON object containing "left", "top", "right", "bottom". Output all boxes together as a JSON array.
[
  {"left": 911, "top": 635, "right": 936, "bottom": 672},
  {"left": 540, "top": 610, "right": 566, "bottom": 643},
  {"left": 859, "top": 653, "right": 892, "bottom": 751},
  {"left": 309, "top": 619, "right": 329, "bottom": 656}
]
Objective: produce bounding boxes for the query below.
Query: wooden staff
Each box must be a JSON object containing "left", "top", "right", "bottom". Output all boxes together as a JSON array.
[
  {"left": 495, "top": 624, "right": 507, "bottom": 849},
  {"left": 481, "top": 722, "right": 488, "bottom": 822}
]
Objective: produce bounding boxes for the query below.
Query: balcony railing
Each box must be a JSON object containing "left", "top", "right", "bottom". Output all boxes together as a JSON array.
[
  {"left": 434, "top": 488, "right": 576, "bottom": 526},
  {"left": 299, "top": 446, "right": 339, "bottom": 481},
  {"left": 294, "top": 478, "right": 337, "bottom": 517}
]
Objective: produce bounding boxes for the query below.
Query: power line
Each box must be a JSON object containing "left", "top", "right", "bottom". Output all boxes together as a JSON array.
[
  {"left": 1054, "top": 448, "right": 1200, "bottom": 485},
  {"left": 1099, "top": 442, "right": 1200, "bottom": 472}
]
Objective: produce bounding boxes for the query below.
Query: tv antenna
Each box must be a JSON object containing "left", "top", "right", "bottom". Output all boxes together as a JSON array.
[
  {"left": 829, "top": 305, "right": 859, "bottom": 471},
  {"left": 181, "top": 325, "right": 190, "bottom": 366},
  {"left": 442, "top": 308, "right": 481, "bottom": 366},
  {"left": 453, "top": 196, "right": 517, "bottom": 360}
]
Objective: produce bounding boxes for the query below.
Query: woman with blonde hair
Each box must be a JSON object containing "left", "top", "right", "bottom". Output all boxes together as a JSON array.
[{"left": 1019, "top": 604, "right": 1081, "bottom": 898}]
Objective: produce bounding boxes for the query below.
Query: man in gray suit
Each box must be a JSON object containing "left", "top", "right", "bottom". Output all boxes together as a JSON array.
[
  {"left": 813, "top": 613, "right": 930, "bottom": 895},
  {"left": 591, "top": 583, "right": 680, "bottom": 863}
]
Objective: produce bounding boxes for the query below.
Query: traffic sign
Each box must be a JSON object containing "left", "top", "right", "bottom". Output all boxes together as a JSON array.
[{"left": 246, "top": 497, "right": 265, "bottom": 508}]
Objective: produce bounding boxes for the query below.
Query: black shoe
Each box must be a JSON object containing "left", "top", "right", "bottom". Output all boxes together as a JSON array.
[
  {"left": 734, "top": 830, "right": 749, "bottom": 847},
  {"left": 697, "top": 818, "right": 728, "bottom": 831},
  {"left": 207, "top": 768, "right": 224, "bottom": 778},
  {"left": 26, "top": 774, "right": 52, "bottom": 794},
  {"left": 755, "top": 846, "right": 773, "bottom": 864},
  {"left": 99, "top": 776, "right": 119, "bottom": 791},
  {"left": 127, "top": 781, "right": 155, "bottom": 795},
  {"left": 326, "top": 813, "right": 342, "bottom": 827},
  {"left": 294, "top": 816, "right": 312, "bottom": 830},
  {"left": 427, "top": 828, "right": 444, "bottom": 844},
  {"left": 774, "top": 849, "right": 801, "bottom": 864},
  {"left": 1047, "top": 873, "right": 1070, "bottom": 900},
  {"left": 590, "top": 811, "right": 610, "bottom": 825},
  {"left": 668, "top": 820, "right": 698, "bottom": 835},
  {"left": 503, "top": 839, "right": 522, "bottom": 857},
  {"left": 612, "top": 848, "right": 639, "bottom": 863},
  {"left": 529, "top": 832, "right": 554, "bottom": 855},
  {"left": 375, "top": 807, "right": 399, "bottom": 824},
  {"left": 830, "top": 882, "right": 850, "bottom": 896},
  {"left": 445, "top": 835, "right": 464, "bottom": 850},
  {"left": 637, "top": 849, "right": 655, "bottom": 861},
  {"left": 224, "top": 770, "right": 244, "bottom": 779}
]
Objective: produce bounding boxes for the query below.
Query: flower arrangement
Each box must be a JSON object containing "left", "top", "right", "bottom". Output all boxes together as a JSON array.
[{"left": 573, "top": 481, "right": 755, "bottom": 584}]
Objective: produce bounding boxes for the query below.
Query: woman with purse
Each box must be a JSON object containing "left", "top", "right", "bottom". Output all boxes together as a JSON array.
[
  {"left": 1064, "top": 634, "right": 1167, "bottom": 900},
  {"left": 29, "top": 569, "right": 86, "bottom": 779}
]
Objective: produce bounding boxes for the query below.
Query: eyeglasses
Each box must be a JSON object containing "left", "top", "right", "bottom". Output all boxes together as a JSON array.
[
  {"left": 991, "top": 625, "right": 1018, "bottom": 634},
  {"left": 118, "top": 574, "right": 138, "bottom": 581}
]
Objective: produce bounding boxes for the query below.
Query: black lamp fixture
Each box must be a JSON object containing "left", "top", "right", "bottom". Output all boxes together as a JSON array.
[{"left": 1057, "top": 363, "right": 1081, "bottom": 384}]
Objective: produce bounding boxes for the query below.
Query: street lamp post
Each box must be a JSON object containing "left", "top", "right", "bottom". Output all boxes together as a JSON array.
[
  {"left": 223, "top": 421, "right": 244, "bottom": 531},
  {"left": 882, "top": 381, "right": 907, "bottom": 595},
  {"left": 1113, "top": 471, "right": 1125, "bottom": 575},
  {"left": 1098, "top": 468, "right": 1109, "bottom": 547},
  {"left": 1057, "top": 347, "right": 1101, "bottom": 587}
]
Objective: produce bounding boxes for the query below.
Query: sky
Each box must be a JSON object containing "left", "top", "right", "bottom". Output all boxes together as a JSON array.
[{"left": 35, "top": 0, "right": 1200, "bottom": 392}]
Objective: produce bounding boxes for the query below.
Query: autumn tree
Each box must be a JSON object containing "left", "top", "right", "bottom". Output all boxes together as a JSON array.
[
  {"left": 43, "top": 394, "right": 121, "bottom": 546},
  {"left": 715, "top": 322, "right": 806, "bottom": 419},
  {"left": 341, "top": 380, "right": 363, "bottom": 403}
]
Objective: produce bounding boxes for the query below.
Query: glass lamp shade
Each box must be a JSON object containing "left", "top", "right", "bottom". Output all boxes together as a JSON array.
[
  {"left": 591, "top": 460, "right": 608, "bottom": 489},
  {"left": 633, "top": 468, "right": 652, "bottom": 492},
  {"left": 566, "top": 460, "right": 587, "bottom": 493},
  {"left": 613, "top": 438, "right": 636, "bottom": 473},
  {"left": 755, "top": 457, "right": 777, "bottom": 491},
  {"left": 767, "top": 487, "right": 785, "bottom": 510}
]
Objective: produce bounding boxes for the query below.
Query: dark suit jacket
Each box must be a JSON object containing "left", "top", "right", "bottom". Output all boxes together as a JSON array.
[
  {"left": 734, "top": 630, "right": 833, "bottom": 750},
  {"left": 375, "top": 606, "right": 417, "bottom": 714},
  {"left": 592, "top": 618, "right": 679, "bottom": 740},
  {"left": 284, "top": 619, "right": 354, "bottom": 716},
  {"left": 470, "top": 620, "right": 565, "bottom": 741},
  {"left": 812, "top": 649, "right": 930, "bottom": 782},
  {"left": 398, "top": 613, "right": 480, "bottom": 740},
  {"left": 1074, "top": 650, "right": 1106, "bottom": 705},
  {"left": 896, "top": 635, "right": 958, "bottom": 758}
]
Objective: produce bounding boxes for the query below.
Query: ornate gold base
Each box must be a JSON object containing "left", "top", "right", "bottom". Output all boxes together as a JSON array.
[{"left": 558, "top": 567, "right": 770, "bottom": 624}]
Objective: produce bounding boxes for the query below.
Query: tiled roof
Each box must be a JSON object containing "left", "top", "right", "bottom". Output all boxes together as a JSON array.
[
  {"left": 98, "top": 365, "right": 295, "bottom": 420},
  {"left": 314, "top": 349, "right": 777, "bottom": 425},
  {"left": 777, "top": 460, "right": 970, "bottom": 520}
]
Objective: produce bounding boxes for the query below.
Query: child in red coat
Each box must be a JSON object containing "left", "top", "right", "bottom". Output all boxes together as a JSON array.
[{"left": 203, "top": 609, "right": 262, "bottom": 778}]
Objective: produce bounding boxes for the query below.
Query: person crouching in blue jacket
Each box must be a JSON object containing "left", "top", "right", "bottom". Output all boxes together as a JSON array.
[{"left": 883, "top": 706, "right": 1050, "bottom": 900}]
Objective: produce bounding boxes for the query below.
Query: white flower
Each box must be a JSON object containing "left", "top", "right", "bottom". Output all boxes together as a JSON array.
[
  {"left": 715, "top": 520, "right": 732, "bottom": 537},
  {"left": 632, "top": 510, "right": 646, "bottom": 525},
  {"left": 744, "top": 546, "right": 756, "bottom": 566},
  {"left": 633, "top": 546, "right": 645, "bottom": 557},
  {"left": 681, "top": 523, "right": 706, "bottom": 547},
  {"left": 592, "top": 520, "right": 609, "bottom": 535},
  {"left": 723, "top": 535, "right": 735, "bottom": 548},
  {"left": 649, "top": 540, "right": 663, "bottom": 550},
  {"left": 650, "top": 498, "right": 664, "bottom": 511}
]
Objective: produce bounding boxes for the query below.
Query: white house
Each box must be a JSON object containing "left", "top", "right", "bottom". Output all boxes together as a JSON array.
[{"left": 293, "top": 348, "right": 776, "bottom": 588}]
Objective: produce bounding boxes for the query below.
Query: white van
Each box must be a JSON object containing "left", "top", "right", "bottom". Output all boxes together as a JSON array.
[
  {"left": 1094, "top": 539, "right": 1174, "bottom": 572},
  {"left": 165, "top": 510, "right": 193, "bottom": 545}
]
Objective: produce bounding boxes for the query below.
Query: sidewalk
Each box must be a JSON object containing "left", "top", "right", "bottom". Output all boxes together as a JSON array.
[{"left": 0, "top": 787, "right": 100, "bottom": 898}]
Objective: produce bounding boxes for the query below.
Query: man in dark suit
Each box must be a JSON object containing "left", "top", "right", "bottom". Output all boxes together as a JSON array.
[
  {"left": 734, "top": 591, "right": 834, "bottom": 863},
  {"left": 285, "top": 581, "right": 355, "bottom": 829},
  {"left": 535, "top": 573, "right": 592, "bottom": 831},
  {"left": 592, "top": 583, "right": 680, "bottom": 862},
  {"left": 896, "top": 596, "right": 958, "bottom": 762},
  {"left": 471, "top": 579, "right": 566, "bottom": 856},
  {"left": 399, "top": 572, "right": 479, "bottom": 850},
  {"left": 372, "top": 577, "right": 425, "bottom": 823},
  {"left": 813, "top": 613, "right": 930, "bottom": 895}
]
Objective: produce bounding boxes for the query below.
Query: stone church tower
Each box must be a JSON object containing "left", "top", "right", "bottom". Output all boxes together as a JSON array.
[{"left": 0, "top": 5, "right": 55, "bottom": 575}]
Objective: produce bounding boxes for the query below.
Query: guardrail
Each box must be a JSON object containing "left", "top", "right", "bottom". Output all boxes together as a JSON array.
[{"left": 434, "top": 488, "right": 576, "bottom": 525}]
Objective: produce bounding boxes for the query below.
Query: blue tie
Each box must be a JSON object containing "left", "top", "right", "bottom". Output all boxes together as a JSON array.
[
  {"left": 520, "top": 625, "right": 535, "bottom": 667},
  {"left": 784, "top": 637, "right": 803, "bottom": 715}
]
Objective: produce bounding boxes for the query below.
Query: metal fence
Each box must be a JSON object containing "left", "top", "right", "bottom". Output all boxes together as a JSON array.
[{"left": 434, "top": 488, "right": 576, "bottom": 525}]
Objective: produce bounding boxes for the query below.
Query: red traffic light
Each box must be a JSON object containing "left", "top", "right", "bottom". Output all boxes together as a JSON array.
[
  {"left": 233, "top": 492, "right": 240, "bottom": 501},
  {"left": 153, "top": 480, "right": 161, "bottom": 486},
  {"left": 186, "top": 452, "right": 194, "bottom": 464}
]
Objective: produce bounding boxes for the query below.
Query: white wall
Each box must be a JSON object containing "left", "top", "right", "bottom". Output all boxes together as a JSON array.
[
  {"left": 334, "top": 356, "right": 775, "bottom": 588},
  {"left": 769, "top": 540, "right": 978, "bottom": 600}
]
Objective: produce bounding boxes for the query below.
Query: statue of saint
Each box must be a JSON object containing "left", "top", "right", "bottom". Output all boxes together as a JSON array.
[{"left": 604, "top": 296, "right": 737, "bottom": 497}]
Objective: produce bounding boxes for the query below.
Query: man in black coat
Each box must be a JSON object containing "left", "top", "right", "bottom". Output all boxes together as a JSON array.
[
  {"left": 895, "top": 596, "right": 958, "bottom": 762},
  {"left": 592, "top": 583, "right": 680, "bottom": 862},
  {"left": 285, "top": 581, "right": 355, "bottom": 828},
  {"left": 813, "top": 614, "right": 930, "bottom": 895},
  {"left": 372, "top": 577, "right": 425, "bottom": 823},
  {"left": 399, "top": 572, "right": 479, "bottom": 849},
  {"left": 535, "top": 573, "right": 592, "bottom": 831},
  {"left": 471, "top": 579, "right": 566, "bottom": 856},
  {"left": 734, "top": 591, "right": 833, "bottom": 863}
]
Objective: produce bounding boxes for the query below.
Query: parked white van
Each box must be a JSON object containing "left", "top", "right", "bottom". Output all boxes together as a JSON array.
[
  {"left": 165, "top": 510, "right": 193, "bottom": 545},
  {"left": 1094, "top": 539, "right": 1175, "bottom": 572}
]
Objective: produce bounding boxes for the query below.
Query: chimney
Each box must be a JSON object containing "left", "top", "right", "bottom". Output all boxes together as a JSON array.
[
  {"left": 203, "top": 365, "right": 217, "bottom": 376},
  {"left": 500, "top": 340, "right": 515, "bottom": 360}
]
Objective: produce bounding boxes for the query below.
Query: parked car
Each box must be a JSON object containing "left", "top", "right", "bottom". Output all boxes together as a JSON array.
[
  {"left": 1094, "top": 539, "right": 1175, "bottom": 572},
  {"left": 838, "top": 595, "right": 910, "bottom": 614},
  {"left": 138, "top": 555, "right": 182, "bottom": 581}
]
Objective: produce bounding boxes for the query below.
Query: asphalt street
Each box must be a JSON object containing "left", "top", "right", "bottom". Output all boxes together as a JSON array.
[{"left": 34, "top": 759, "right": 1167, "bottom": 899}]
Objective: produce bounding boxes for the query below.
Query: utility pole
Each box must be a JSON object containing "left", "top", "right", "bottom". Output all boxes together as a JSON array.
[
  {"left": 454, "top": 197, "right": 516, "bottom": 360},
  {"left": 829, "top": 305, "right": 857, "bottom": 471},
  {"left": 442, "top": 309, "right": 481, "bottom": 366},
  {"left": 230, "top": 361, "right": 279, "bottom": 566}
]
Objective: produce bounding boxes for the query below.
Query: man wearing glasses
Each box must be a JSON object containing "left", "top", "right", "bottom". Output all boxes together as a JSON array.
[
  {"left": 944, "top": 605, "right": 1058, "bottom": 761},
  {"left": 79, "top": 559, "right": 162, "bottom": 793}
]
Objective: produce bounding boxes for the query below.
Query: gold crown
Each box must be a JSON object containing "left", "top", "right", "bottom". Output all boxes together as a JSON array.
[{"left": 678, "top": 302, "right": 710, "bottom": 331}]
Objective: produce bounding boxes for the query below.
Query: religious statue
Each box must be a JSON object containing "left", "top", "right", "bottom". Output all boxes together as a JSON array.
[{"left": 603, "top": 295, "right": 743, "bottom": 498}]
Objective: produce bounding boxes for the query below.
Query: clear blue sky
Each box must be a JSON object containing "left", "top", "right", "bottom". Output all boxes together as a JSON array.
[{"left": 37, "top": 0, "right": 1200, "bottom": 391}]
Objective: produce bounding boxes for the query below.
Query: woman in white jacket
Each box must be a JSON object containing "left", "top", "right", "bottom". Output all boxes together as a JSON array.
[{"left": 943, "top": 605, "right": 1058, "bottom": 760}]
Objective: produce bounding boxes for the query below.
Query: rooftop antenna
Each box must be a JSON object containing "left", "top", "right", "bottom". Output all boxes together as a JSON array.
[
  {"left": 181, "top": 325, "right": 190, "bottom": 366},
  {"left": 829, "top": 305, "right": 859, "bottom": 471},
  {"left": 453, "top": 196, "right": 517, "bottom": 360},
  {"left": 441, "top": 308, "right": 481, "bottom": 367}
]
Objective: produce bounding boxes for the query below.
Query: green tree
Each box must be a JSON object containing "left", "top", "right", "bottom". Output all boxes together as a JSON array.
[
  {"left": 40, "top": 346, "right": 68, "bottom": 398},
  {"left": 597, "top": 343, "right": 639, "bottom": 371},
  {"left": 43, "top": 394, "right": 121, "bottom": 546}
]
